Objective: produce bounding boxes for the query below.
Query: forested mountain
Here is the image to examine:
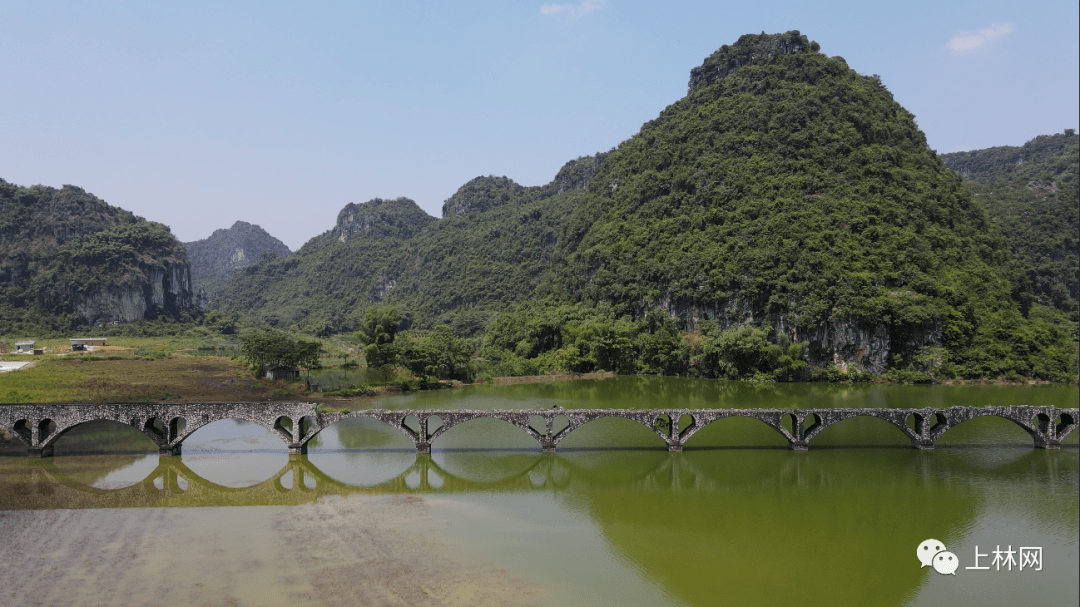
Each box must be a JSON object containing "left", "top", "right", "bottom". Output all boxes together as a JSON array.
[
  {"left": 207, "top": 31, "right": 1075, "bottom": 380},
  {"left": 941, "top": 132, "right": 1078, "bottom": 321},
  {"left": 0, "top": 179, "right": 195, "bottom": 334},
  {"left": 211, "top": 162, "right": 603, "bottom": 335},
  {"left": 184, "top": 221, "right": 290, "bottom": 307}
]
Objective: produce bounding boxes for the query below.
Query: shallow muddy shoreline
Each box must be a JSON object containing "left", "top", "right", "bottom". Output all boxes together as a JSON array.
[{"left": 0, "top": 494, "right": 541, "bottom": 607}]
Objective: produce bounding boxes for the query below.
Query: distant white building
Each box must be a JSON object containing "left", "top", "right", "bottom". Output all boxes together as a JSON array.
[
  {"left": 70, "top": 337, "right": 107, "bottom": 351},
  {"left": 14, "top": 341, "right": 35, "bottom": 353}
]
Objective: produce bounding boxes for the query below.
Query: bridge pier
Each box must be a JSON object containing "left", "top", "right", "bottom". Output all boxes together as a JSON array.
[
  {"left": 288, "top": 443, "right": 308, "bottom": 455},
  {"left": 789, "top": 441, "right": 809, "bottom": 452},
  {"left": 159, "top": 444, "right": 182, "bottom": 457},
  {"left": 416, "top": 442, "right": 431, "bottom": 455},
  {"left": 28, "top": 446, "right": 53, "bottom": 458}
]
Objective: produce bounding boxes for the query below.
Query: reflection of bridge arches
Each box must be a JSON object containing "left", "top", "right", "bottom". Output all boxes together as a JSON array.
[
  {"left": 2, "top": 403, "right": 1076, "bottom": 457},
  {"left": 4, "top": 451, "right": 594, "bottom": 509},
  {"left": 4, "top": 441, "right": 1074, "bottom": 512}
]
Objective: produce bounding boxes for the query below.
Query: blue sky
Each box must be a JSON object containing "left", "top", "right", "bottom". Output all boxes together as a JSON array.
[{"left": 2, "top": 1, "right": 1077, "bottom": 249}]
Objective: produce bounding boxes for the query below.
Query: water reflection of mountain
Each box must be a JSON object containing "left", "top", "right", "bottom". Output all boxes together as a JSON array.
[{"left": 553, "top": 448, "right": 1076, "bottom": 607}]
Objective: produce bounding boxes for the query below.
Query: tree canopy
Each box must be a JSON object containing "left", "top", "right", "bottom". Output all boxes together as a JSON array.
[{"left": 240, "top": 328, "right": 322, "bottom": 376}]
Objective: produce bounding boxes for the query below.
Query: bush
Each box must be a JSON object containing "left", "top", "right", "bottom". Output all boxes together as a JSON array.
[
  {"left": 240, "top": 328, "right": 322, "bottom": 377},
  {"left": 321, "top": 385, "right": 377, "bottom": 397}
]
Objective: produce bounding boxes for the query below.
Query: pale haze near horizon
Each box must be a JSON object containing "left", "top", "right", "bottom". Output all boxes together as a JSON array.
[{"left": 2, "top": 0, "right": 1077, "bottom": 251}]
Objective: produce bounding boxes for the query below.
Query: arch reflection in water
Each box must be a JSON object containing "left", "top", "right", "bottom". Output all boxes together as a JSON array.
[
  {"left": 180, "top": 419, "right": 289, "bottom": 487},
  {"left": 305, "top": 417, "right": 417, "bottom": 486},
  {"left": 47, "top": 453, "right": 160, "bottom": 490}
]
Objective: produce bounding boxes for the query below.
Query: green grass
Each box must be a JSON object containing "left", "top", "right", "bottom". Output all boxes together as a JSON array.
[{"left": 0, "top": 353, "right": 310, "bottom": 404}]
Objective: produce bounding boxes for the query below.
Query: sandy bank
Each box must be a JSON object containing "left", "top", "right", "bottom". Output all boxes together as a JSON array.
[{"left": 0, "top": 494, "right": 539, "bottom": 607}]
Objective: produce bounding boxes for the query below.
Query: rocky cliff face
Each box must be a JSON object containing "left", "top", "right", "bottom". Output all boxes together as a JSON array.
[
  {"left": 184, "top": 220, "right": 291, "bottom": 305},
  {"left": 0, "top": 179, "right": 196, "bottom": 331},
  {"left": 651, "top": 294, "right": 926, "bottom": 374},
  {"left": 76, "top": 263, "right": 193, "bottom": 324},
  {"left": 441, "top": 177, "right": 525, "bottom": 218},
  {"left": 334, "top": 197, "right": 436, "bottom": 241}
]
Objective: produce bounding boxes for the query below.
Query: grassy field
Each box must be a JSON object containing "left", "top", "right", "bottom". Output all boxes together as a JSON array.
[{"left": 0, "top": 353, "right": 312, "bottom": 404}]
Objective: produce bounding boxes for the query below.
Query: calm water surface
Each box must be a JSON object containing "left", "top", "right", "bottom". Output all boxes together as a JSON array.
[{"left": 1, "top": 378, "right": 1076, "bottom": 606}]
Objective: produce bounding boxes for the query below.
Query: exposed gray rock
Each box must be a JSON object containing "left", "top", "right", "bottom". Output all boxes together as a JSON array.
[
  {"left": 184, "top": 220, "right": 291, "bottom": 305},
  {"left": 334, "top": 197, "right": 435, "bottom": 241},
  {"left": 441, "top": 176, "right": 525, "bottom": 218},
  {"left": 76, "top": 263, "right": 193, "bottom": 324}
]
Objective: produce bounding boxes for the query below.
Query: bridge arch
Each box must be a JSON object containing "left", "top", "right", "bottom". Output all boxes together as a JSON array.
[
  {"left": 681, "top": 414, "right": 790, "bottom": 448},
  {"left": 168, "top": 415, "right": 299, "bottom": 455},
  {"left": 936, "top": 412, "right": 1045, "bottom": 447},
  {"left": 303, "top": 415, "right": 414, "bottom": 451},
  {"left": 555, "top": 413, "right": 669, "bottom": 450},
  {"left": 11, "top": 419, "right": 32, "bottom": 445},
  {"left": 429, "top": 415, "right": 544, "bottom": 451},
  {"left": 38, "top": 419, "right": 159, "bottom": 454},
  {"left": 806, "top": 413, "right": 913, "bottom": 447}
]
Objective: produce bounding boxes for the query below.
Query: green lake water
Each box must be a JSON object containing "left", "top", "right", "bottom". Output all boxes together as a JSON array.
[{"left": 1, "top": 377, "right": 1077, "bottom": 606}]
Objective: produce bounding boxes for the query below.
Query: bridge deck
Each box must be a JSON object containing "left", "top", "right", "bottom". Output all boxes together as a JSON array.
[{"left": 1, "top": 403, "right": 1077, "bottom": 457}]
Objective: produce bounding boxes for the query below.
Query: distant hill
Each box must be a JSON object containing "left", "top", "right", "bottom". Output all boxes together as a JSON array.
[
  {"left": 209, "top": 31, "right": 1073, "bottom": 380},
  {"left": 941, "top": 132, "right": 1078, "bottom": 321},
  {"left": 0, "top": 179, "right": 195, "bottom": 334},
  {"left": 210, "top": 198, "right": 438, "bottom": 334},
  {"left": 184, "top": 221, "right": 291, "bottom": 307},
  {"left": 211, "top": 156, "right": 606, "bottom": 336}
]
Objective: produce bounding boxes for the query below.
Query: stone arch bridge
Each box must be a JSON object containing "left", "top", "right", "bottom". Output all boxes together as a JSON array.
[{"left": 2, "top": 403, "right": 1075, "bottom": 458}]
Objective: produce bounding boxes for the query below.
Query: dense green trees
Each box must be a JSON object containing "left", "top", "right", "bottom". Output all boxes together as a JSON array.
[
  {"left": 240, "top": 328, "right": 322, "bottom": 377},
  {"left": 477, "top": 303, "right": 813, "bottom": 381},
  {"left": 356, "top": 305, "right": 475, "bottom": 382},
  {"left": 357, "top": 305, "right": 404, "bottom": 367},
  {"left": 942, "top": 132, "right": 1078, "bottom": 323},
  {"left": 203, "top": 32, "right": 1075, "bottom": 382},
  {"left": 539, "top": 32, "right": 1072, "bottom": 380},
  {"left": 0, "top": 180, "right": 193, "bottom": 335}
]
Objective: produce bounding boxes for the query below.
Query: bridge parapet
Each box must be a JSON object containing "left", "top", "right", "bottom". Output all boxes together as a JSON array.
[{"left": 2, "top": 403, "right": 1076, "bottom": 457}]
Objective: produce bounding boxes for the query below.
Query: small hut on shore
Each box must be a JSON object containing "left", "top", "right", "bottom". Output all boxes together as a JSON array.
[{"left": 69, "top": 337, "right": 107, "bottom": 352}]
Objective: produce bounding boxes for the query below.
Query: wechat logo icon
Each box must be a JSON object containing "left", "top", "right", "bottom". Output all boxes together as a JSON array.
[{"left": 918, "top": 539, "right": 958, "bottom": 575}]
